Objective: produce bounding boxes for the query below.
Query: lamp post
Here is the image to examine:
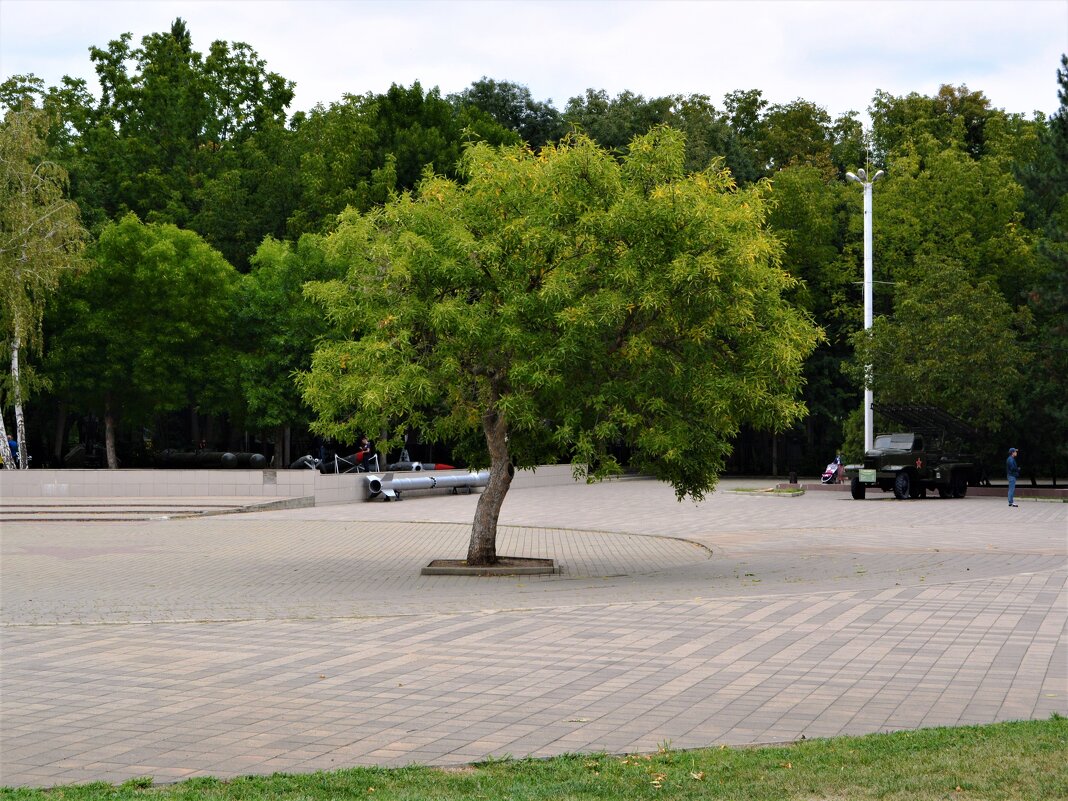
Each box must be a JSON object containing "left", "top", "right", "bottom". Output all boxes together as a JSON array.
[{"left": 846, "top": 167, "right": 884, "bottom": 453}]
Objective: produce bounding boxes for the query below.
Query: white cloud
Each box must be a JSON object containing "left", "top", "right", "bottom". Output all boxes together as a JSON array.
[{"left": 1, "top": 0, "right": 1063, "bottom": 121}]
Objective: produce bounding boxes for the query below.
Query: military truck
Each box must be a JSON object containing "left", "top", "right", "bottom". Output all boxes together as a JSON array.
[{"left": 844, "top": 405, "right": 978, "bottom": 500}]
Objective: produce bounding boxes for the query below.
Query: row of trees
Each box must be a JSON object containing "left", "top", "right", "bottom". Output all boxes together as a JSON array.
[{"left": 2, "top": 19, "right": 1065, "bottom": 488}]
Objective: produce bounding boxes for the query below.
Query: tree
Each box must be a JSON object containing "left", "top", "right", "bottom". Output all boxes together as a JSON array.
[
  {"left": 1015, "top": 54, "right": 1068, "bottom": 480},
  {"left": 874, "top": 141, "right": 1038, "bottom": 304},
  {"left": 7, "top": 20, "right": 294, "bottom": 243},
  {"left": 870, "top": 84, "right": 998, "bottom": 162},
  {"left": 844, "top": 261, "right": 1028, "bottom": 435},
  {"left": 830, "top": 111, "right": 867, "bottom": 175},
  {"left": 0, "top": 104, "right": 86, "bottom": 468},
  {"left": 236, "top": 234, "right": 345, "bottom": 465},
  {"left": 563, "top": 89, "right": 674, "bottom": 153},
  {"left": 761, "top": 99, "right": 833, "bottom": 172},
  {"left": 661, "top": 94, "right": 734, "bottom": 175},
  {"left": 299, "top": 129, "right": 820, "bottom": 565},
  {"left": 450, "top": 78, "right": 565, "bottom": 148},
  {"left": 192, "top": 119, "right": 302, "bottom": 269},
  {"left": 44, "top": 214, "right": 238, "bottom": 467},
  {"left": 721, "top": 89, "right": 768, "bottom": 184},
  {"left": 767, "top": 164, "right": 856, "bottom": 462}
]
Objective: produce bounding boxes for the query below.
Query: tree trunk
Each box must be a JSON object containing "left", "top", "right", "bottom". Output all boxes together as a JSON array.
[
  {"left": 10, "top": 332, "right": 28, "bottom": 468},
  {"left": 273, "top": 425, "right": 285, "bottom": 468},
  {"left": 466, "top": 403, "right": 513, "bottom": 566},
  {"left": 0, "top": 411, "right": 14, "bottom": 469},
  {"left": 104, "top": 395, "right": 119, "bottom": 469}
]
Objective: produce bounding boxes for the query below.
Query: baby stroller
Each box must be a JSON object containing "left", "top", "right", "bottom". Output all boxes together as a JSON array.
[{"left": 820, "top": 455, "right": 844, "bottom": 485}]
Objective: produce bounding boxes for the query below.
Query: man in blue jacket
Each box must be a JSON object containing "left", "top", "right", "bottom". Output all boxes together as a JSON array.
[{"left": 1006, "top": 447, "right": 1020, "bottom": 507}]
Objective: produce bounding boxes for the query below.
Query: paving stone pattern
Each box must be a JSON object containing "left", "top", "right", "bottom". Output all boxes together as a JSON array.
[{"left": 1, "top": 478, "right": 1065, "bottom": 787}]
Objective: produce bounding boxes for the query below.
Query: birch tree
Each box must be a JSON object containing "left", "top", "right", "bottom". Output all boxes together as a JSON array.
[{"left": 0, "top": 104, "right": 86, "bottom": 467}]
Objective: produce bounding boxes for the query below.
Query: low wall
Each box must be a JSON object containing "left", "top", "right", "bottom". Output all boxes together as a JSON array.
[
  {"left": 0, "top": 469, "right": 347, "bottom": 503},
  {"left": 0, "top": 463, "right": 591, "bottom": 506}
]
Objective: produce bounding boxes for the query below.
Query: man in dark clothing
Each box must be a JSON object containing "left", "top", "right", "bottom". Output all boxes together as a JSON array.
[{"left": 1006, "top": 447, "right": 1020, "bottom": 507}]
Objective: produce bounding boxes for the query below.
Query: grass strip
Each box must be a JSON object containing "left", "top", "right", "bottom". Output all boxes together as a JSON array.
[{"left": 2, "top": 717, "right": 1065, "bottom": 800}]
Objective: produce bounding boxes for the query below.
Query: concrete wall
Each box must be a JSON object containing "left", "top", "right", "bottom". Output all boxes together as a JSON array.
[{"left": 0, "top": 469, "right": 326, "bottom": 500}]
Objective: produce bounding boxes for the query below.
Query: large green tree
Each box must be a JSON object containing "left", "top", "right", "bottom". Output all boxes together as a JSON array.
[
  {"left": 0, "top": 104, "right": 86, "bottom": 468},
  {"left": 1014, "top": 55, "right": 1068, "bottom": 479},
  {"left": 844, "top": 261, "right": 1028, "bottom": 438},
  {"left": 299, "top": 129, "right": 820, "bottom": 565},
  {"left": 874, "top": 141, "right": 1037, "bottom": 306},
  {"left": 44, "top": 214, "right": 238, "bottom": 467},
  {"left": 768, "top": 164, "right": 856, "bottom": 459},
  {"left": 236, "top": 234, "right": 345, "bottom": 465}
]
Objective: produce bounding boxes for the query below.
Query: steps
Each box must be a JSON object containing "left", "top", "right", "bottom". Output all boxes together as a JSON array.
[{"left": 0, "top": 495, "right": 313, "bottom": 522}]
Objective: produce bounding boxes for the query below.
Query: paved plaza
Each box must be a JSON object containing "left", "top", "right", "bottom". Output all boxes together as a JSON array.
[{"left": 1, "top": 477, "right": 1066, "bottom": 787}]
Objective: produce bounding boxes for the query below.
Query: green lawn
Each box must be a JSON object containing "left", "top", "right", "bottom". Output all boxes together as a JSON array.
[{"left": 3, "top": 717, "right": 1065, "bottom": 800}]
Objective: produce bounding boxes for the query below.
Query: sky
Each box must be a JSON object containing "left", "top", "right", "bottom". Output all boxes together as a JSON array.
[{"left": 1, "top": 0, "right": 1065, "bottom": 125}]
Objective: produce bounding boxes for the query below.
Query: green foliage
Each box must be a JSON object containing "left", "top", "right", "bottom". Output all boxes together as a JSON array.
[
  {"left": 563, "top": 89, "right": 674, "bottom": 154},
  {"left": 844, "top": 261, "right": 1028, "bottom": 433},
  {"left": 1014, "top": 55, "right": 1068, "bottom": 471},
  {"left": 43, "top": 214, "right": 239, "bottom": 428},
  {"left": 3, "top": 21, "right": 1064, "bottom": 476},
  {"left": 875, "top": 141, "right": 1038, "bottom": 304},
  {"left": 0, "top": 104, "right": 87, "bottom": 356},
  {"left": 870, "top": 84, "right": 1001, "bottom": 162},
  {"left": 768, "top": 165, "right": 856, "bottom": 451},
  {"left": 300, "top": 128, "right": 820, "bottom": 500},
  {"left": 9, "top": 20, "right": 295, "bottom": 253},
  {"left": 450, "top": 77, "right": 566, "bottom": 148},
  {"left": 191, "top": 120, "right": 302, "bottom": 270},
  {"left": 287, "top": 82, "right": 519, "bottom": 239},
  {"left": 760, "top": 99, "right": 833, "bottom": 171},
  {"left": 236, "top": 234, "right": 345, "bottom": 433}
]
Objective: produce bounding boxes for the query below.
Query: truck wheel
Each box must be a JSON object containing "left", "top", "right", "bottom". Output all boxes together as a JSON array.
[
  {"left": 952, "top": 473, "right": 968, "bottom": 498},
  {"left": 938, "top": 487, "right": 951, "bottom": 499},
  {"left": 893, "top": 471, "right": 911, "bottom": 500},
  {"left": 850, "top": 477, "right": 866, "bottom": 500}
]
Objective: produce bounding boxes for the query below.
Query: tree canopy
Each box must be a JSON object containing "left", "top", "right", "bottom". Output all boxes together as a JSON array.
[
  {"left": 299, "top": 129, "right": 821, "bottom": 564},
  {"left": 44, "top": 214, "right": 239, "bottom": 466}
]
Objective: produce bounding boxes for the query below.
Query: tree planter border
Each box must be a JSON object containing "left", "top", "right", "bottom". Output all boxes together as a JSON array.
[{"left": 421, "top": 556, "right": 557, "bottom": 576}]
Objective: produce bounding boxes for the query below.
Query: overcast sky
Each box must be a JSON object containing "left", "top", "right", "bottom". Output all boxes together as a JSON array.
[{"left": 1, "top": 0, "right": 1064, "bottom": 124}]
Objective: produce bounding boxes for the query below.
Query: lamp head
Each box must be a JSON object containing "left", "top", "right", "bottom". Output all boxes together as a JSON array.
[
  {"left": 845, "top": 172, "right": 860, "bottom": 183},
  {"left": 872, "top": 169, "right": 885, "bottom": 181},
  {"left": 856, "top": 168, "right": 867, "bottom": 181}
]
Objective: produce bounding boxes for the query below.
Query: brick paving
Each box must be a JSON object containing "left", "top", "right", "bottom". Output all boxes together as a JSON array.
[{"left": 1, "top": 477, "right": 1065, "bottom": 787}]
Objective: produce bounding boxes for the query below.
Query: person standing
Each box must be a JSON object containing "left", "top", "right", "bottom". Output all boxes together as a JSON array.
[{"left": 1006, "top": 447, "right": 1020, "bottom": 507}]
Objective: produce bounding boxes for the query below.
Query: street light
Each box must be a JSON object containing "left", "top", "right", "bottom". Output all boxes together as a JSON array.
[{"left": 846, "top": 167, "right": 884, "bottom": 453}]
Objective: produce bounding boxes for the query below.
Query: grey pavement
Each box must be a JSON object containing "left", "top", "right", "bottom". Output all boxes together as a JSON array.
[{"left": 1, "top": 477, "right": 1065, "bottom": 787}]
